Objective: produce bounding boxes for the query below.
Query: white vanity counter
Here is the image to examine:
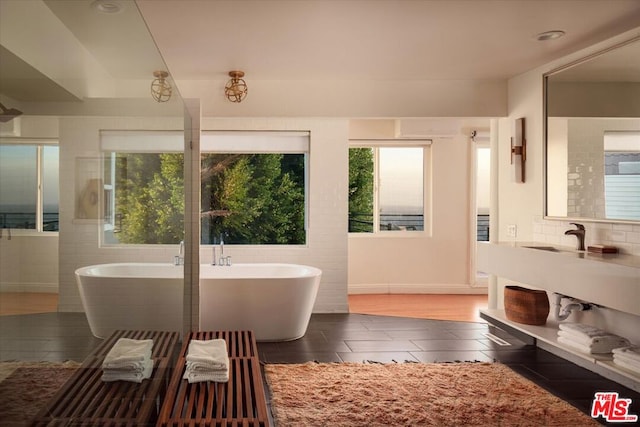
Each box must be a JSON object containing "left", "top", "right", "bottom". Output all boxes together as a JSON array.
[
  {"left": 477, "top": 241, "right": 640, "bottom": 316},
  {"left": 478, "top": 241, "right": 640, "bottom": 391}
]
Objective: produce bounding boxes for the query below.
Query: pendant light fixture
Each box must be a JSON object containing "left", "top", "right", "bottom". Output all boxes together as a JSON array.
[
  {"left": 151, "top": 71, "right": 172, "bottom": 103},
  {"left": 224, "top": 71, "right": 248, "bottom": 103}
]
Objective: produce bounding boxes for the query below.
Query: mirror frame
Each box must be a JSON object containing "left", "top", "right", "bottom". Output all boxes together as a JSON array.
[{"left": 543, "top": 35, "right": 640, "bottom": 224}]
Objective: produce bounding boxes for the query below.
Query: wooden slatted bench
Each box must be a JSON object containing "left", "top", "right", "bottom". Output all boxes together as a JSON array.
[
  {"left": 30, "top": 330, "right": 180, "bottom": 427},
  {"left": 157, "top": 330, "right": 270, "bottom": 427}
]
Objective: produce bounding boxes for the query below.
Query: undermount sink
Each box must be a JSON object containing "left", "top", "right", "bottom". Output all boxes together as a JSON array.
[{"left": 522, "top": 245, "right": 560, "bottom": 252}]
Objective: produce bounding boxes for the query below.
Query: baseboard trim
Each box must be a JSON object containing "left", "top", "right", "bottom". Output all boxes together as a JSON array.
[
  {"left": 348, "top": 283, "right": 488, "bottom": 295},
  {"left": 0, "top": 282, "right": 58, "bottom": 293}
]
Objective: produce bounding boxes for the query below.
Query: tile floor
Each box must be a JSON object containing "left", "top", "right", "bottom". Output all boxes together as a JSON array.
[{"left": 1, "top": 311, "right": 638, "bottom": 425}]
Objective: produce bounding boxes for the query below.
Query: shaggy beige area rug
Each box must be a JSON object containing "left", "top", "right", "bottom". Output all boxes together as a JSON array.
[
  {"left": 0, "top": 361, "right": 80, "bottom": 426},
  {"left": 264, "top": 362, "right": 600, "bottom": 426}
]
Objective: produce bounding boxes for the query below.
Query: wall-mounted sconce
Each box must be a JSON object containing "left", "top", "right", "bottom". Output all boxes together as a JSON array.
[
  {"left": 511, "top": 117, "right": 526, "bottom": 183},
  {"left": 151, "top": 71, "right": 172, "bottom": 103},
  {"left": 224, "top": 71, "right": 248, "bottom": 103}
]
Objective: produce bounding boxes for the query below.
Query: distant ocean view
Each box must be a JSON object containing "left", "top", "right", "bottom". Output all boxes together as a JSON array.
[
  {"left": 349, "top": 205, "right": 424, "bottom": 232},
  {"left": 0, "top": 204, "right": 59, "bottom": 231}
]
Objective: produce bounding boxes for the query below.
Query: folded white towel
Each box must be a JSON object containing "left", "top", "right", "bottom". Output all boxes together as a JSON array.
[
  {"left": 102, "top": 359, "right": 154, "bottom": 383},
  {"left": 613, "top": 357, "right": 640, "bottom": 374},
  {"left": 558, "top": 323, "right": 609, "bottom": 339},
  {"left": 102, "top": 361, "right": 148, "bottom": 373},
  {"left": 558, "top": 336, "right": 593, "bottom": 353},
  {"left": 557, "top": 330, "right": 630, "bottom": 349},
  {"left": 185, "top": 360, "right": 227, "bottom": 372},
  {"left": 182, "top": 339, "right": 229, "bottom": 383},
  {"left": 614, "top": 353, "right": 640, "bottom": 370},
  {"left": 612, "top": 346, "right": 640, "bottom": 364},
  {"left": 558, "top": 335, "right": 628, "bottom": 354},
  {"left": 185, "top": 339, "right": 228, "bottom": 370},
  {"left": 102, "top": 338, "right": 153, "bottom": 369},
  {"left": 183, "top": 366, "right": 229, "bottom": 383}
]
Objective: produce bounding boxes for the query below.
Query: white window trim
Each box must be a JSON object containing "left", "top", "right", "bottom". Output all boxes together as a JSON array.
[
  {"left": 0, "top": 138, "right": 59, "bottom": 235},
  {"left": 348, "top": 140, "right": 432, "bottom": 237},
  {"left": 100, "top": 130, "right": 310, "bottom": 246}
]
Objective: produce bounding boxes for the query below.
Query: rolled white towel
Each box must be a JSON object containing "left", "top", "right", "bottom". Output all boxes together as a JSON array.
[
  {"left": 102, "top": 358, "right": 153, "bottom": 383},
  {"left": 613, "top": 357, "right": 640, "bottom": 374},
  {"left": 612, "top": 346, "right": 640, "bottom": 364},
  {"left": 103, "top": 338, "right": 153, "bottom": 369},
  {"left": 557, "top": 330, "right": 630, "bottom": 349},
  {"left": 185, "top": 339, "right": 228, "bottom": 370}
]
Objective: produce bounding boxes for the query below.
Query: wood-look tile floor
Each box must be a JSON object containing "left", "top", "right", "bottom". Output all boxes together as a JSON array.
[
  {"left": 0, "top": 292, "right": 59, "bottom": 316},
  {"left": 1, "top": 292, "right": 638, "bottom": 423},
  {"left": 349, "top": 294, "right": 488, "bottom": 322}
]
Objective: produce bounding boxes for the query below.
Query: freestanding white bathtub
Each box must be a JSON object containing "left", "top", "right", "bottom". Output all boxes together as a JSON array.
[
  {"left": 75, "top": 262, "right": 321, "bottom": 341},
  {"left": 199, "top": 263, "right": 321, "bottom": 341},
  {"left": 75, "top": 263, "right": 183, "bottom": 339}
]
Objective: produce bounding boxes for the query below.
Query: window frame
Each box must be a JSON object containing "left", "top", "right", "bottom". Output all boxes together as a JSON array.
[
  {"left": 200, "top": 130, "right": 310, "bottom": 246},
  {"left": 98, "top": 130, "right": 310, "bottom": 246},
  {"left": 348, "top": 140, "right": 432, "bottom": 237},
  {"left": 0, "top": 139, "right": 59, "bottom": 235}
]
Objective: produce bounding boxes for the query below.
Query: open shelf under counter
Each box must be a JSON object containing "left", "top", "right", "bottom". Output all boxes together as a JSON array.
[{"left": 480, "top": 308, "right": 640, "bottom": 393}]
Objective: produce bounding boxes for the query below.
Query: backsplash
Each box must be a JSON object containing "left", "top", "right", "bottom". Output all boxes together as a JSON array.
[{"left": 533, "top": 216, "right": 640, "bottom": 256}]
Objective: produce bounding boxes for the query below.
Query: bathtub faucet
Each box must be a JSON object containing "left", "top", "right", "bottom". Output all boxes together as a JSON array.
[
  {"left": 218, "top": 233, "right": 230, "bottom": 266},
  {"left": 174, "top": 240, "right": 184, "bottom": 266}
]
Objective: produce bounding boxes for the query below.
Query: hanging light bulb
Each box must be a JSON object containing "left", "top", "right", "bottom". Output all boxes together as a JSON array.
[
  {"left": 224, "top": 71, "right": 248, "bottom": 103},
  {"left": 151, "top": 71, "right": 172, "bottom": 103}
]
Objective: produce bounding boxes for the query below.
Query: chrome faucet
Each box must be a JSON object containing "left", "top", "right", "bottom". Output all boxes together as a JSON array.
[
  {"left": 564, "top": 223, "right": 586, "bottom": 251},
  {"left": 216, "top": 233, "right": 231, "bottom": 266},
  {"left": 174, "top": 240, "right": 184, "bottom": 266}
]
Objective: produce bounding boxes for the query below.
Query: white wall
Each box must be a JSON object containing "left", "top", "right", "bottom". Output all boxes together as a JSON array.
[
  {"left": 58, "top": 116, "right": 185, "bottom": 312},
  {"left": 0, "top": 234, "right": 58, "bottom": 292},
  {"left": 496, "top": 27, "right": 640, "bottom": 340},
  {"left": 57, "top": 116, "right": 349, "bottom": 315},
  {"left": 199, "top": 117, "right": 349, "bottom": 313},
  {"left": 349, "top": 136, "right": 475, "bottom": 293},
  {"left": 347, "top": 119, "right": 487, "bottom": 294},
  {"left": 175, "top": 79, "right": 507, "bottom": 118},
  {"left": 0, "top": 116, "right": 60, "bottom": 293}
]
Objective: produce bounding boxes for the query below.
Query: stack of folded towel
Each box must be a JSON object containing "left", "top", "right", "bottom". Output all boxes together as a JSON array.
[
  {"left": 557, "top": 323, "right": 630, "bottom": 354},
  {"left": 183, "top": 339, "right": 229, "bottom": 383},
  {"left": 613, "top": 346, "right": 640, "bottom": 374},
  {"left": 101, "top": 338, "right": 154, "bottom": 383}
]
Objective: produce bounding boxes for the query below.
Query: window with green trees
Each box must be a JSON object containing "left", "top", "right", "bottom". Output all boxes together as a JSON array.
[
  {"left": 103, "top": 131, "right": 307, "bottom": 245},
  {"left": 200, "top": 153, "right": 305, "bottom": 244},
  {"left": 349, "top": 145, "right": 428, "bottom": 233},
  {"left": 348, "top": 147, "right": 374, "bottom": 232}
]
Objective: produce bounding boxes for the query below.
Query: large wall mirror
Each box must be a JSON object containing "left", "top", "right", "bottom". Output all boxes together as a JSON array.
[{"left": 545, "top": 36, "right": 640, "bottom": 222}]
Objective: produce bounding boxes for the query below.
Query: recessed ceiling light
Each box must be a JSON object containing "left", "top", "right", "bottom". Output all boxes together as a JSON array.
[
  {"left": 534, "top": 30, "right": 566, "bottom": 41},
  {"left": 91, "top": 0, "right": 123, "bottom": 14}
]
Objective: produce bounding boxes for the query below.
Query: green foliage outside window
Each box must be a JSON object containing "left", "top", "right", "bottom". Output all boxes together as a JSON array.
[
  {"left": 348, "top": 148, "right": 374, "bottom": 232},
  {"left": 201, "top": 153, "right": 305, "bottom": 244},
  {"left": 110, "top": 152, "right": 305, "bottom": 245},
  {"left": 114, "top": 153, "right": 185, "bottom": 244}
]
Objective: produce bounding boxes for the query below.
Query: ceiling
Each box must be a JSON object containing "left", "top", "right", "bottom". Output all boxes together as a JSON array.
[{"left": 1, "top": 0, "right": 640, "bottom": 116}]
